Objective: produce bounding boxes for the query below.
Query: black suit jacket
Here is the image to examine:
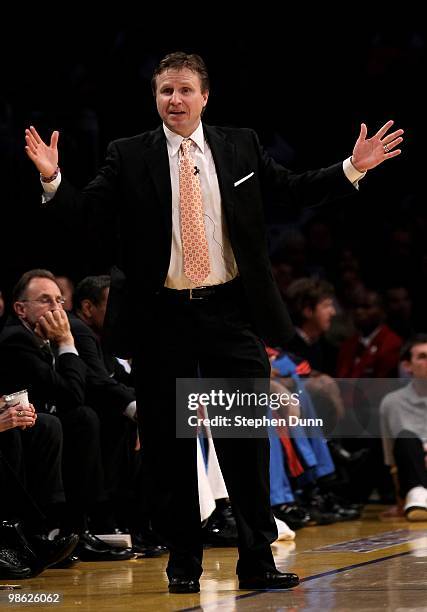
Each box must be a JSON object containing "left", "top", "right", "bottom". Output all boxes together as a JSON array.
[
  {"left": 0, "top": 316, "right": 86, "bottom": 412},
  {"left": 69, "top": 313, "right": 135, "bottom": 414},
  {"left": 50, "top": 124, "right": 355, "bottom": 356}
]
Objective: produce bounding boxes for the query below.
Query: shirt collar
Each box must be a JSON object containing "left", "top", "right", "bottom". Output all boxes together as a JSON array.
[
  {"left": 406, "top": 381, "right": 427, "bottom": 405},
  {"left": 163, "top": 122, "right": 205, "bottom": 157}
]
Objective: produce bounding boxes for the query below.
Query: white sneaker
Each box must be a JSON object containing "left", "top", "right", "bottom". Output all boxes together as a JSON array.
[
  {"left": 274, "top": 516, "right": 296, "bottom": 541},
  {"left": 404, "top": 486, "right": 427, "bottom": 521}
]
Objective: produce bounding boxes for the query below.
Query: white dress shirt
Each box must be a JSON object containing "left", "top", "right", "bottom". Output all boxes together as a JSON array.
[{"left": 163, "top": 122, "right": 238, "bottom": 289}]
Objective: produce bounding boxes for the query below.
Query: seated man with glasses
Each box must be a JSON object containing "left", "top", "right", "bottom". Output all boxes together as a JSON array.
[{"left": 0, "top": 269, "right": 133, "bottom": 562}]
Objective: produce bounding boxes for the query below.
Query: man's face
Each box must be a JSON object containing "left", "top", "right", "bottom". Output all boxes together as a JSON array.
[
  {"left": 14, "top": 278, "right": 64, "bottom": 329},
  {"left": 155, "top": 68, "right": 209, "bottom": 137},
  {"left": 404, "top": 343, "right": 427, "bottom": 379},
  {"left": 386, "top": 287, "right": 412, "bottom": 318},
  {"left": 91, "top": 287, "right": 109, "bottom": 333},
  {"left": 311, "top": 298, "right": 336, "bottom": 333},
  {"left": 353, "top": 291, "right": 383, "bottom": 335}
]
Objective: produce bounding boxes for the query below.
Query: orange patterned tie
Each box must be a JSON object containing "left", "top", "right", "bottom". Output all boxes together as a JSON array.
[{"left": 179, "top": 138, "right": 211, "bottom": 284}]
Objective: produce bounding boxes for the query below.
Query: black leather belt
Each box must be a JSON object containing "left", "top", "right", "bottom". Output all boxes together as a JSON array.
[{"left": 160, "top": 277, "right": 240, "bottom": 301}]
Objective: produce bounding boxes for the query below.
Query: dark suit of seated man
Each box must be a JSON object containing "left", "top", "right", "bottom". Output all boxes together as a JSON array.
[
  {"left": 0, "top": 397, "right": 79, "bottom": 578},
  {"left": 0, "top": 396, "right": 64, "bottom": 529},
  {"left": 0, "top": 269, "right": 132, "bottom": 561},
  {"left": 70, "top": 275, "right": 139, "bottom": 531},
  {"left": 71, "top": 275, "right": 165, "bottom": 556}
]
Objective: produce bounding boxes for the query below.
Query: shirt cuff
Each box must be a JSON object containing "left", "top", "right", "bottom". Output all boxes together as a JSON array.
[
  {"left": 343, "top": 157, "right": 366, "bottom": 190},
  {"left": 124, "top": 400, "right": 137, "bottom": 421},
  {"left": 41, "top": 172, "right": 61, "bottom": 204},
  {"left": 57, "top": 344, "right": 78, "bottom": 356}
]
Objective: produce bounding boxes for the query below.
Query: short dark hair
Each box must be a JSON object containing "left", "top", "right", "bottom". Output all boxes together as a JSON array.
[
  {"left": 151, "top": 51, "right": 210, "bottom": 95},
  {"left": 400, "top": 334, "right": 427, "bottom": 362},
  {"left": 74, "top": 275, "right": 110, "bottom": 310},
  {"left": 12, "top": 269, "right": 59, "bottom": 303},
  {"left": 286, "top": 278, "right": 335, "bottom": 326}
]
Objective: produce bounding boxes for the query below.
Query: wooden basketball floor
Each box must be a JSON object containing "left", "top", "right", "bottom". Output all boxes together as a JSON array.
[{"left": 2, "top": 506, "right": 427, "bottom": 611}]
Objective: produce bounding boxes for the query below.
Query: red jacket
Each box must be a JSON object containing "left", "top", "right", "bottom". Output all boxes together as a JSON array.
[{"left": 336, "top": 324, "right": 402, "bottom": 378}]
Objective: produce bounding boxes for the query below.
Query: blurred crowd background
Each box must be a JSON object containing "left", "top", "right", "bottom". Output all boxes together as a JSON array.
[{"left": 0, "top": 26, "right": 425, "bottom": 303}]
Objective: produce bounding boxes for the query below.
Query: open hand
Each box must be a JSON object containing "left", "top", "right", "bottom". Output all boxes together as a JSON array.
[
  {"left": 25, "top": 126, "right": 59, "bottom": 177},
  {"left": 351, "top": 120, "right": 403, "bottom": 172}
]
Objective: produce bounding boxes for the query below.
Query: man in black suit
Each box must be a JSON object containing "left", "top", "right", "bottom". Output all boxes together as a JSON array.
[
  {"left": 70, "top": 275, "right": 139, "bottom": 531},
  {"left": 24, "top": 52, "right": 403, "bottom": 592},
  {"left": 72, "top": 274, "right": 166, "bottom": 556},
  {"left": 71, "top": 275, "right": 137, "bottom": 424}
]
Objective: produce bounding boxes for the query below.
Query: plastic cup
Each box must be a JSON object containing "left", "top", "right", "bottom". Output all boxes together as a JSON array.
[{"left": 3, "top": 389, "right": 29, "bottom": 408}]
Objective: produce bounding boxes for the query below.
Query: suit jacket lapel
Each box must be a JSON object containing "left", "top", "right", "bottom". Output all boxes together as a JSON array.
[
  {"left": 140, "top": 126, "right": 172, "bottom": 231},
  {"left": 10, "top": 318, "right": 56, "bottom": 367},
  {"left": 203, "top": 125, "right": 236, "bottom": 219}
]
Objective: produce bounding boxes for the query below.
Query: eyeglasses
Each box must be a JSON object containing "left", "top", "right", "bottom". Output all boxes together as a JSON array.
[{"left": 20, "top": 297, "right": 66, "bottom": 306}]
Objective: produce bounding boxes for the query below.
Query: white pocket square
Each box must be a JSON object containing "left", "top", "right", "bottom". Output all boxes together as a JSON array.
[{"left": 234, "top": 172, "right": 254, "bottom": 187}]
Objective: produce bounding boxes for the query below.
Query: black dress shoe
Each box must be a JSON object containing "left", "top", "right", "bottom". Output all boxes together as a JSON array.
[
  {"left": 203, "top": 504, "right": 239, "bottom": 547},
  {"left": 131, "top": 541, "right": 168, "bottom": 558},
  {"left": 29, "top": 533, "right": 80, "bottom": 572},
  {"left": 320, "top": 492, "right": 361, "bottom": 521},
  {"left": 0, "top": 545, "right": 32, "bottom": 580},
  {"left": 76, "top": 531, "right": 134, "bottom": 562},
  {"left": 168, "top": 577, "right": 200, "bottom": 593},
  {"left": 239, "top": 570, "right": 300, "bottom": 590},
  {"left": 272, "top": 503, "right": 311, "bottom": 530},
  {"left": 131, "top": 531, "right": 168, "bottom": 558},
  {"left": 1, "top": 520, "right": 37, "bottom": 566},
  {"left": 300, "top": 493, "right": 341, "bottom": 526},
  {"left": 0, "top": 521, "right": 79, "bottom": 578}
]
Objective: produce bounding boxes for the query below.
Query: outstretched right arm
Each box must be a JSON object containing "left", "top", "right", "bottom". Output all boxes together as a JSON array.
[{"left": 24, "top": 125, "right": 119, "bottom": 232}]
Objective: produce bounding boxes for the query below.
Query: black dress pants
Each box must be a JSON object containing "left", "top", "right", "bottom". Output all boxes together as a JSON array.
[
  {"left": 57, "top": 405, "right": 106, "bottom": 527},
  {"left": 0, "top": 413, "right": 64, "bottom": 530},
  {"left": 134, "top": 280, "right": 277, "bottom": 579},
  {"left": 394, "top": 430, "right": 427, "bottom": 497},
  {"left": 92, "top": 404, "right": 139, "bottom": 528}
]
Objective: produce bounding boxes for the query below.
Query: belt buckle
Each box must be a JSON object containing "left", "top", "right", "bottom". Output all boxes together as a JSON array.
[{"left": 190, "top": 286, "right": 207, "bottom": 300}]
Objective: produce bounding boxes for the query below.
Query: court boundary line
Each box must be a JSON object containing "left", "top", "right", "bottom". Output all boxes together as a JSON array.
[{"left": 178, "top": 549, "right": 413, "bottom": 611}]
